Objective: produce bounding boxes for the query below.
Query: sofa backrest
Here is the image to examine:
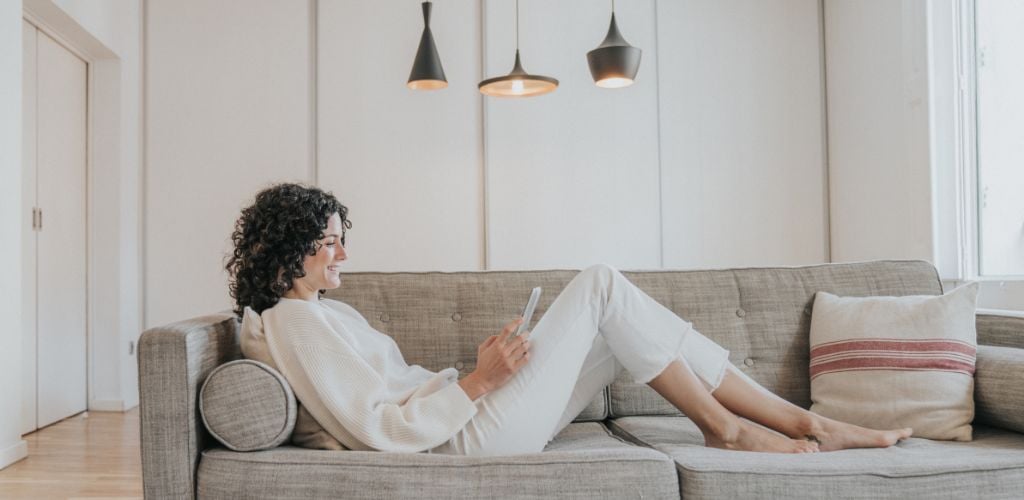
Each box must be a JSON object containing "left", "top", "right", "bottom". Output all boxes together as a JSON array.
[
  {"left": 323, "top": 260, "right": 942, "bottom": 417},
  {"left": 322, "top": 269, "right": 610, "bottom": 420},
  {"left": 607, "top": 260, "right": 942, "bottom": 416},
  {"left": 138, "top": 259, "right": 942, "bottom": 499}
]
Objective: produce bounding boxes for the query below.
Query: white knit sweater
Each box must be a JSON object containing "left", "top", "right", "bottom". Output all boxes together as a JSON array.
[{"left": 261, "top": 297, "right": 479, "bottom": 453}]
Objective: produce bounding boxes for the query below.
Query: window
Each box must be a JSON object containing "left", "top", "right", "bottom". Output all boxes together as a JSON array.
[
  {"left": 941, "top": 0, "right": 1024, "bottom": 310},
  {"left": 974, "top": 0, "right": 1024, "bottom": 277}
]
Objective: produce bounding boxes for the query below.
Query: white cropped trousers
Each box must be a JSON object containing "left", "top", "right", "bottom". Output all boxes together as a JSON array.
[{"left": 432, "top": 263, "right": 740, "bottom": 457}]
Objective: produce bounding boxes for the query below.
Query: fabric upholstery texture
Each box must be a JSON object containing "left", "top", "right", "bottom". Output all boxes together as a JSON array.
[
  {"left": 977, "top": 313, "right": 1024, "bottom": 349},
  {"left": 139, "top": 312, "right": 240, "bottom": 500},
  {"left": 199, "top": 359, "right": 296, "bottom": 451},
  {"left": 608, "top": 260, "right": 944, "bottom": 417},
  {"left": 975, "top": 344, "right": 1024, "bottom": 434},
  {"left": 608, "top": 416, "right": 1024, "bottom": 500},
  {"left": 138, "top": 259, "right": 1024, "bottom": 499},
  {"left": 198, "top": 422, "right": 678, "bottom": 499},
  {"left": 808, "top": 283, "right": 979, "bottom": 441},
  {"left": 322, "top": 270, "right": 610, "bottom": 422}
]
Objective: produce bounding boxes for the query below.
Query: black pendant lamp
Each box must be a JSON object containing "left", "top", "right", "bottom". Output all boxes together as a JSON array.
[
  {"left": 408, "top": 1, "right": 447, "bottom": 90},
  {"left": 479, "top": 0, "right": 558, "bottom": 98},
  {"left": 587, "top": 0, "right": 641, "bottom": 88}
]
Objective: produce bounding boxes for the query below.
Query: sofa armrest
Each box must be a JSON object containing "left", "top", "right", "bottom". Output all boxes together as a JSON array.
[
  {"left": 138, "top": 312, "right": 240, "bottom": 500},
  {"left": 974, "top": 344, "right": 1024, "bottom": 434},
  {"left": 976, "top": 312, "right": 1024, "bottom": 349}
]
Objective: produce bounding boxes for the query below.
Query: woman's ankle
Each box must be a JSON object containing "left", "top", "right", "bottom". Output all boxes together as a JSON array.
[
  {"left": 701, "top": 414, "right": 742, "bottom": 444},
  {"left": 793, "top": 411, "right": 824, "bottom": 439}
]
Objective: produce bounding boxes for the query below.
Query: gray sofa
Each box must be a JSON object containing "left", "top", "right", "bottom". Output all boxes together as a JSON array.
[{"left": 139, "top": 260, "right": 1024, "bottom": 499}]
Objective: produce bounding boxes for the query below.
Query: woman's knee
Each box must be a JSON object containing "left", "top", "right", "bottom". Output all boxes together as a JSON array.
[
  {"left": 570, "top": 263, "right": 619, "bottom": 295},
  {"left": 582, "top": 263, "right": 618, "bottom": 280}
]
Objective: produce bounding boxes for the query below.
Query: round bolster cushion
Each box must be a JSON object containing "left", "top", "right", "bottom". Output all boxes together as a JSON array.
[{"left": 199, "top": 359, "right": 297, "bottom": 451}]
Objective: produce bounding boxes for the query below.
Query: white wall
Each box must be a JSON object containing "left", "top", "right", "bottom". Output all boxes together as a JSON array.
[
  {"left": 145, "top": 0, "right": 315, "bottom": 327},
  {"left": 1, "top": 0, "right": 28, "bottom": 471},
  {"left": 660, "top": 0, "right": 829, "bottom": 268},
  {"left": 318, "top": 0, "right": 484, "bottom": 272},
  {"left": 146, "top": 0, "right": 833, "bottom": 327},
  {"left": 484, "top": 0, "right": 664, "bottom": 270},
  {"left": 825, "top": 0, "right": 935, "bottom": 265}
]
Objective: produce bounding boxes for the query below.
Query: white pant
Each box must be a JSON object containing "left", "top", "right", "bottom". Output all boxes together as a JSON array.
[{"left": 432, "top": 263, "right": 736, "bottom": 456}]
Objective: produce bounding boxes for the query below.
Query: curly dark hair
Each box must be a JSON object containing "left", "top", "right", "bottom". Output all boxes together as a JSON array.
[{"left": 226, "top": 183, "right": 352, "bottom": 317}]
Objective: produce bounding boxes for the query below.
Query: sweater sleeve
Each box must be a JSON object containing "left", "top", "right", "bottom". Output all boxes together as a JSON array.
[{"left": 290, "top": 341, "right": 478, "bottom": 453}]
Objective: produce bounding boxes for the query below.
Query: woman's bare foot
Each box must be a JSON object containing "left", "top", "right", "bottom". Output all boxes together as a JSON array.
[
  {"left": 705, "top": 419, "right": 819, "bottom": 453},
  {"left": 800, "top": 414, "right": 912, "bottom": 452}
]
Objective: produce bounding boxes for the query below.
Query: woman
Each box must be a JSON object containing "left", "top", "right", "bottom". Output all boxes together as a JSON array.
[{"left": 226, "top": 183, "right": 912, "bottom": 457}]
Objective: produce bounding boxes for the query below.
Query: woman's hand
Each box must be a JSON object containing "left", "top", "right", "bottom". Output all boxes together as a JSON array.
[{"left": 458, "top": 318, "right": 531, "bottom": 400}]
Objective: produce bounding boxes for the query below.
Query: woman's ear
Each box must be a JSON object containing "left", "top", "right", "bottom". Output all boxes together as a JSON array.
[{"left": 272, "top": 267, "right": 292, "bottom": 294}]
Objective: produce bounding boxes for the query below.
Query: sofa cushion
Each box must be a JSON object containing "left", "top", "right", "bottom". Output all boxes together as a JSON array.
[
  {"left": 199, "top": 359, "right": 297, "bottom": 451},
  {"left": 197, "top": 422, "right": 678, "bottom": 499},
  {"left": 809, "top": 283, "right": 978, "bottom": 441},
  {"left": 975, "top": 344, "right": 1024, "bottom": 434},
  {"left": 607, "top": 416, "right": 1024, "bottom": 500},
  {"left": 607, "top": 260, "right": 943, "bottom": 417}
]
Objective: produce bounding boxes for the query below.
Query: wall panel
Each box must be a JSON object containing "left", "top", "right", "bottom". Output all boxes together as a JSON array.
[
  {"left": 824, "top": 0, "right": 932, "bottom": 264},
  {"left": 145, "top": 0, "right": 314, "bottom": 327},
  {"left": 658, "top": 0, "right": 828, "bottom": 269},
  {"left": 483, "top": 0, "right": 662, "bottom": 270},
  {"left": 317, "top": 0, "right": 484, "bottom": 272},
  {"left": 144, "top": 0, "right": 837, "bottom": 330}
]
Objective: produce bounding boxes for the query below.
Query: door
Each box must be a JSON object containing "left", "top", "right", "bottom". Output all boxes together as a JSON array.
[{"left": 22, "top": 20, "right": 89, "bottom": 431}]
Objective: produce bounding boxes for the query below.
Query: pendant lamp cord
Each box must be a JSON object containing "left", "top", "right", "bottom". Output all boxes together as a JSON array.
[{"left": 515, "top": 0, "right": 520, "bottom": 50}]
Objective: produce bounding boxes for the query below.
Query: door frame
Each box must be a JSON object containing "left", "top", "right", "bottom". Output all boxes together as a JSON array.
[{"left": 23, "top": 0, "right": 125, "bottom": 416}]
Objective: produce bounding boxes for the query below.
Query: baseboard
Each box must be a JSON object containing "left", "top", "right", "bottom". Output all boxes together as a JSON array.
[
  {"left": 88, "top": 399, "right": 126, "bottom": 412},
  {"left": 0, "top": 440, "right": 28, "bottom": 470}
]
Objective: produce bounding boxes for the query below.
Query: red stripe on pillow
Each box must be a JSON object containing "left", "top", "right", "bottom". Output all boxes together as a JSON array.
[
  {"left": 811, "top": 339, "right": 976, "bottom": 358},
  {"left": 809, "top": 339, "right": 976, "bottom": 380}
]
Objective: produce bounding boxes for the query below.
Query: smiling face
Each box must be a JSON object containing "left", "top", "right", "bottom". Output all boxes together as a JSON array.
[{"left": 287, "top": 212, "right": 347, "bottom": 299}]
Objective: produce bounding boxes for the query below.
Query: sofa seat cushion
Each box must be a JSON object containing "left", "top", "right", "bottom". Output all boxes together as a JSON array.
[
  {"left": 607, "top": 416, "right": 1024, "bottom": 500},
  {"left": 197, "top": 422, "right": 679, "bottom": 499}
]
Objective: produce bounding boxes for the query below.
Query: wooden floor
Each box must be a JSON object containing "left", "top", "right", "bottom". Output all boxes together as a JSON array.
[{"left": 0, "top": 409, "right": 142, "bottom": 500}]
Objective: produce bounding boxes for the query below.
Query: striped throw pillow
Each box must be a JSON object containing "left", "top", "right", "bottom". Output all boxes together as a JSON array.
[{"left": 808, "top": 282, "right": 979, "bottom": 441}]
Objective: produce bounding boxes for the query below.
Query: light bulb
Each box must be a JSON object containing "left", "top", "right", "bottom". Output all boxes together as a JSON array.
[
  {"left": 511, "top": 80, "right": 525, "bottom": 93},
  {"left": 596, "top": 77, "right": 634, "bottom": 89}
]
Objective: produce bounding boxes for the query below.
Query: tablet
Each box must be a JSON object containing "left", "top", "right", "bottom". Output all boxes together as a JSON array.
[{"left": 510, "top": 286, "right": 542, "bottom": 341}]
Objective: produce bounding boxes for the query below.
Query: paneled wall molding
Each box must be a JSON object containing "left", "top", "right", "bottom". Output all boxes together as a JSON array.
[
  {"left": 146, "top": 0, "right": 315, "bottom": 328},
  {"left": 824, "top": 0, "right": 934, "bottom": 266},
  {"left": 310, "top": 0, "right": 319, "bottom": 186},
  {"left": 658, "top": 0, "right": 828, "bottom": 269},
  {"left": 145, "top": 0, "right": 830, "bottom": 328}
]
